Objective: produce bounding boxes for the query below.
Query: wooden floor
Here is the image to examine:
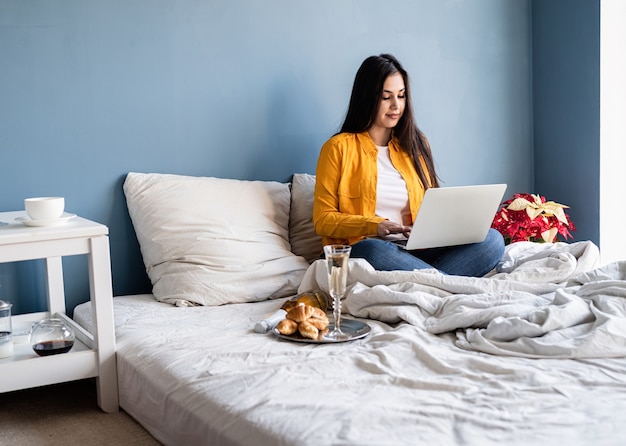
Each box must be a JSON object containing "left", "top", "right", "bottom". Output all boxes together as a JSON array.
[{"left": 0, "top": 379, "right": 161, "bottom": 446}]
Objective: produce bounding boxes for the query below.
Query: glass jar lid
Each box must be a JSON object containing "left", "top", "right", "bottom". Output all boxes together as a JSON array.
[{"left": 0, "top": 300, "right": 12, "bottom": 310}]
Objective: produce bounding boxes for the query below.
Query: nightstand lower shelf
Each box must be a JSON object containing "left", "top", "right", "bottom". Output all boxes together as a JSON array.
[{"left": 1, "top": 312, "right": 100, "bottom": 393}]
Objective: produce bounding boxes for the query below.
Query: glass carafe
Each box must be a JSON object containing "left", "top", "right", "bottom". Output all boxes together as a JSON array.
[{"left": 29, "top": 318, "right": 75, "bottom": 356}]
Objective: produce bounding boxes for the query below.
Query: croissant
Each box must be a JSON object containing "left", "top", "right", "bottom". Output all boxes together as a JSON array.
[
  {"left": 276, "top": 318, "right": 298, "bottom": 335},
  {"left": 309, "top": 306, "right": 327, "bottom": 320},
  {"left": 298, "top": 320, "right": 319, "bottom": 340},
  {"left": 286, "top": 304, "right": 315, "bottom": 322},
  {"left": 307, "top": 316, "right": 329, "bottom": 331}
]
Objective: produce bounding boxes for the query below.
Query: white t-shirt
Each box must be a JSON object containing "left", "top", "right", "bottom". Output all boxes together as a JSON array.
[{"left": 375, "top": 145, "right": 411, "bottom": 228}]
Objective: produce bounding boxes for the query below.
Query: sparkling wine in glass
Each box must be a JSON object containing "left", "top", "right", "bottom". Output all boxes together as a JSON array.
[{"left": 323, "top": 244, "right": 351, "bottom": 340}]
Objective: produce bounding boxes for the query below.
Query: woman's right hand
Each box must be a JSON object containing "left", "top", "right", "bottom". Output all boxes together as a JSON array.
[{"left": 377, "top": 220, "right": 411, "bottom": 238}]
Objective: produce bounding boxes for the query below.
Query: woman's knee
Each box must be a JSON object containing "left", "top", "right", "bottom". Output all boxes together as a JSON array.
[
  {"left": 478, "top": 228, "right": 505, "bottom": 274},
  {"left": 485, "top": 228, "right": 505, "bottom": 257}
]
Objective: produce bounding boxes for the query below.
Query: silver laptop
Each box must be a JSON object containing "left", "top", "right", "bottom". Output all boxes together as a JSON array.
[{"left": 402, "top": 184, "right": 507, "bottom": 250}]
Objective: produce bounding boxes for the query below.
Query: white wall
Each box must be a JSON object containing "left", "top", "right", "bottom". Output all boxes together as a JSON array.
[{"left": 600, "top": 0, "right": 626, "bottom": 264}]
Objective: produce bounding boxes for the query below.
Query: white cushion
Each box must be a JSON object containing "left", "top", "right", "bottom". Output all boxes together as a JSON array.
[{"left": 123, "top": 172, "right": 310, "bottom": 306}]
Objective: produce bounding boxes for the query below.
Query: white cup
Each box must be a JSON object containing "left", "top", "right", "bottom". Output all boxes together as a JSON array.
[{"left": 24, "top": 197, "right": 65, "bottom": 221}]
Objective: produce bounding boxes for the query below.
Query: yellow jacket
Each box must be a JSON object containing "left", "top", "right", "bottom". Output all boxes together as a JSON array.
[{"left": 313, "top": 131, "right": 428, "bottom": 246}]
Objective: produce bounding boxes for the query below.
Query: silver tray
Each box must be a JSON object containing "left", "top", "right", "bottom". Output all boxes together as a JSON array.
[{"left": 272, "top": 319, "right": 371, "bottom": 344}]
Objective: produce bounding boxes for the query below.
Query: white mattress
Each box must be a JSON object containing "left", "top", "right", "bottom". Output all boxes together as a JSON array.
[{"left": 74, "top": 293, "right": 626, "bottom": 446}]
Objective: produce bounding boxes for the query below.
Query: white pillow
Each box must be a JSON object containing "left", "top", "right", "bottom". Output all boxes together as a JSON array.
[
  {"left": 289, "top": 173, "right": 323, "bottom": 263},
  {"left": 123, "top": 172, "right": 310, "bottom": 306}
]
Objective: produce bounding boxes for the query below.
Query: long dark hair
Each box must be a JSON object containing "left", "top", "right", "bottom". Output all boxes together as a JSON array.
[{"left": 340, "top": 54, "right": 439, "bottom": 188}]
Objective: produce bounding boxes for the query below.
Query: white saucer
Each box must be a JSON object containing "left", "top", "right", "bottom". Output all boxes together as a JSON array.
[{"left": 16, "top": 212, "right": 77, "bottom": 227}]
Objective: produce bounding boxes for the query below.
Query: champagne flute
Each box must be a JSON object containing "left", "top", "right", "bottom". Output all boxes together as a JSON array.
[{"left": 323, "top": 244, "right": 351, "bottom": 340}]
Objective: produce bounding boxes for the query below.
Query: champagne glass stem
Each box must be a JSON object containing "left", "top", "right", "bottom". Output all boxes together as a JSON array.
[{"left": 333, "top": 292, "right": 343, "bottom": 334}]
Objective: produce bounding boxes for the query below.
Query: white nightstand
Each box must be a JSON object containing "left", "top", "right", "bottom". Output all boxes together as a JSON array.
[{"left": 0, "top": 211, "right": 118, "bottom": 413}]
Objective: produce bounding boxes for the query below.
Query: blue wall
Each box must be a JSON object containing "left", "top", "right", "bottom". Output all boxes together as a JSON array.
[
  {"left": 532, "top": 0, "right": 600, "bottom": 244},
  {"left": 1, "top": 1, "right": 534, "bottom": 314}
]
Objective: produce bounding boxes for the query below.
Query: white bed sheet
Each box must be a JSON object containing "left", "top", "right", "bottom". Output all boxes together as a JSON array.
[{"left": 74, "top": 293, "right": 626, "bottom": 446}]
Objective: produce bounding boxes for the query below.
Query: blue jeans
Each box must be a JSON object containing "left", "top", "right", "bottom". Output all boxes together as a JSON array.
[{"left": 348, "top": 228, "right": 505, "bottom": 277}]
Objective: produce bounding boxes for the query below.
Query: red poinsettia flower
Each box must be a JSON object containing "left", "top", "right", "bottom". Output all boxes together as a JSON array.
[{"left": 491, "top": 193, "right": 576, "bottom": 244}]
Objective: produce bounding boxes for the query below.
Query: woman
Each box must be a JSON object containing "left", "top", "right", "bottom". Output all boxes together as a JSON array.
[{"left": 313, "top": 53, "right": 504, "bottom": 276}]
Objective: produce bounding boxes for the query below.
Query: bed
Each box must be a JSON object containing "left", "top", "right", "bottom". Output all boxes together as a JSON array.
[{"left": 73, "top": 172, "right": 626, "bottom": 445}]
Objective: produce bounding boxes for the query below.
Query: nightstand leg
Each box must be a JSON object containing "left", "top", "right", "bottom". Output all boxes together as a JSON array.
[
  {"left": 45, "top": 256, "right": 66, "bottom": 315},
  {"left": 88, "top": 236, "right": 119, "bottom": 413}
]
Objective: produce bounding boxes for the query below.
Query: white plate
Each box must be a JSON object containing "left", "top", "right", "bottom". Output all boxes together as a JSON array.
[
  {"left": 16, "top": 212, "right": 77, "bottom": 227},
  {"left": 273, "top": 319, "right": 371, "bottom": 344}
]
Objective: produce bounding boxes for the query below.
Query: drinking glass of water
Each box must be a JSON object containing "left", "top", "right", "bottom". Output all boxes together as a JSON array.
[{"left": 0, "top": 300, "right": 13, "bottom": 359}]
